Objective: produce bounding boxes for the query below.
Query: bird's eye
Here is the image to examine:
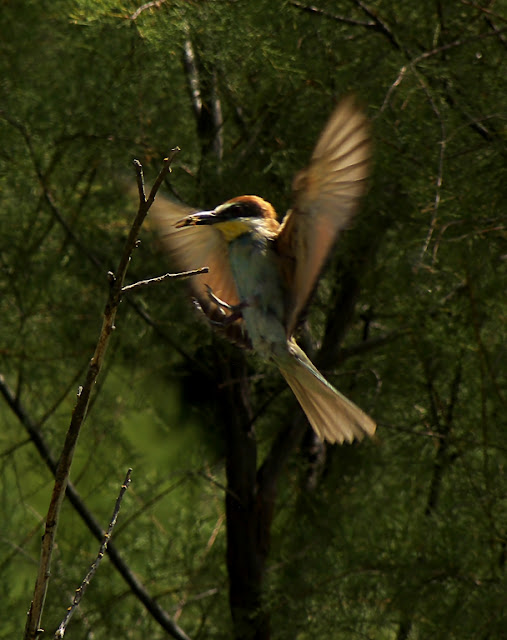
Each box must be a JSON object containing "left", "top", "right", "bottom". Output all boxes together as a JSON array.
[
  {"left": 222, "top": 201, "right": 259, "bottom": 218},
  {"left": 226, "top": 203, "right": 248, "bottom": 217}
]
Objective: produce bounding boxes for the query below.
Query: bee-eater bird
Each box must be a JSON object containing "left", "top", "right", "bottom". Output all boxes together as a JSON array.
[{"left": 150, "top": 97, "right": 376, "bottom": 444}]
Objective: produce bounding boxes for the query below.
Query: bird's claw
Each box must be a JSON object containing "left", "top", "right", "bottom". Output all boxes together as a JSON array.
[
  {"left": 205, "top": 284, "right": 249, "bottom": 313},
  {"left": 205, "top": 284, "right": 233, "bottom": 310},
  {"left": 204, "top": 284, "right": 249, "bottom": 326}
]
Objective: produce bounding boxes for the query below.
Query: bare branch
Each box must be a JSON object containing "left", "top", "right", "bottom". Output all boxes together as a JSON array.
[
  {"left": 23, "top": 153, "right": 180, "bottom": 640},
  {"left": 133, "top": 158, "right": 147, "bottom": 204},
  {"left": 121, "top": 267, "right": 209, "bottom": 294},
  {"left": 54, "top": 469, "right": 133, "bottom": 639},
  {"left": 146, "top": 149, "right": 180, "bottom": 207}
]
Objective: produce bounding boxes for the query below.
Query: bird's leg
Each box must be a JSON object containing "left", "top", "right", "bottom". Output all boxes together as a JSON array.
[{"left": 205, "top": 284, "right": 249, "bottom": 327}]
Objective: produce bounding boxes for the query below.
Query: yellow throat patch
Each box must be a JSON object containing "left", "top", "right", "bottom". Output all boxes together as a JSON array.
[{"left": 215, "top": 219, "right": 251, "bottom": 242}]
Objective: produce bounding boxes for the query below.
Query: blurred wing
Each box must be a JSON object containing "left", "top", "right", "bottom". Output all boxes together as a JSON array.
[
  {"left": 148, "top": 193, "right": 249, "bottom": 346},
  {"left": 276, "top": 97, "right": 371, "bottom": 336}
]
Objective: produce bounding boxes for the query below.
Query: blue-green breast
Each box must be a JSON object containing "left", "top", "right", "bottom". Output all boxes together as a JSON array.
[{"left": 228, "top": 228, "right": 286, "bottom": 356}]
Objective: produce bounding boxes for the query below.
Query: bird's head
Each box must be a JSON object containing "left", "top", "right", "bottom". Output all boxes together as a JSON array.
[{"left": 175, "top": 195, "right": 279, "bottom": 241}]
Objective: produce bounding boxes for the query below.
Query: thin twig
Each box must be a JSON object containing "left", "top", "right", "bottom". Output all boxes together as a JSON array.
[
  {"left": 54, "top": 469, "right": 133, "bottom": 639},
  {"left": 121, "top": 267, "right": 209, "bottom": 294},
  {"left": 23, "top": 152, "right": 179, "bottom": 640}
]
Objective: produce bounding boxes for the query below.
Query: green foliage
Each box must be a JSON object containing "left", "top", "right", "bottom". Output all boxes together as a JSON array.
[{"left": 1, "top": 1, "right": 505, "bottom": 639}]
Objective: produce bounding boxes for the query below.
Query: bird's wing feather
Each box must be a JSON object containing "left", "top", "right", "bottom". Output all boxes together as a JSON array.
[
  {"left": 276, "top": 97, "right": 371, "bottom": 336},
  {"left": 149, "top": 194, "right": 250, "bottom": 346}
]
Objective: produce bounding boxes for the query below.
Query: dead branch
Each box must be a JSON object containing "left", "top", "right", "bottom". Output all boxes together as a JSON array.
[
  {"left": 23, "top": 151, "right": 181, "bottom": 640},
  {"left": 121, "top": 267, "right": 209, "bottom": 294},
  {"left": 54, "top": 469, "right": 132, "bottom": 639}
]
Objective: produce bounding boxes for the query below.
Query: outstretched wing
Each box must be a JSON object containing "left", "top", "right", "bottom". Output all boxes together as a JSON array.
[
  {"left": 276, "top": 97, "right": 371, "bottom": 336},
  {"left": 148, "top": 193, "right": 250, "bottom": 346}
]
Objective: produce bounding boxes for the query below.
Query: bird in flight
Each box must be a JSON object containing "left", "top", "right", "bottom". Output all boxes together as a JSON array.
[{"left": 150, "top": 97, "right": 376, "bottom": 444}]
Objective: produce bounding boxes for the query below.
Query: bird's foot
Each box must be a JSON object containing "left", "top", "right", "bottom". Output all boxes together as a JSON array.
[
  {"left": 204, "top": 284, "right": 237, "bottom": 310},
  {"left": 205, "top": 284, "right": 249, "bottom": 327},
  {"left": 205, "top": 284, "right": 249, "bottom": 313}
]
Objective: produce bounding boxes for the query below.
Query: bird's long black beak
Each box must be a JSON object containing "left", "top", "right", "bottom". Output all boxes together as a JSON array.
[{"left": 175, "top": 210, "right": 216, "bottom": 228}]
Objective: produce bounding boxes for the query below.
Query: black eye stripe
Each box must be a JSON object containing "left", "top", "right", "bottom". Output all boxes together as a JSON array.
[{"left": 219, "top": 202, "right": 261, "bottom": 218}]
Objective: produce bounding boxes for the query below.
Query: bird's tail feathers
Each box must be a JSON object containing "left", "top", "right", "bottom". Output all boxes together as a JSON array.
[{"left": 274, "top": 344, "right": 376, "bottom": 444}]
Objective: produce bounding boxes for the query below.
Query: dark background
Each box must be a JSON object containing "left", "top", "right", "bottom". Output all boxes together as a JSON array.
[{"left": 1, "top": 1, "right": 505, "bottom": 638}]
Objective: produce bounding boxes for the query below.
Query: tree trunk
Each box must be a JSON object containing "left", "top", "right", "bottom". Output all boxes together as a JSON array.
[{"left": 219, "top": 353, "right": 271, "bottom": 640}]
